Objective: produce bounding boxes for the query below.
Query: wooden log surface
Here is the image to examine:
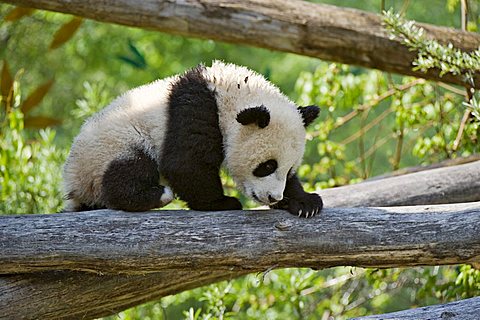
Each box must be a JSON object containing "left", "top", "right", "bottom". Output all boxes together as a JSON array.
[
  {"left": 354, "top": 296, "right": 480, "bottom": 320},
  {"left": 366, "top": 154, "right": 480, "bottom": 181},
  {"left": 2, "top": 0, "right": 480, "bottom": 88},
  {"left": 0, "top": 270, "right": 247, "bottom": 320},
  {"left": 1, "top": 202, "right": 480, "bottom": 275},
  {"left": 321, "top": 160, "right": 480, "bottom": 207},
  {"left": 1, "top": 161, "right": 480, "bottom": 319}
]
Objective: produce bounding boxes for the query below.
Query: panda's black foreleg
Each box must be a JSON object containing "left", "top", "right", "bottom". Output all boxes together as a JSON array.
[
  {"left": 161, "top": 166, "right": 242, "bottom": 211},
  {"left": 271, "top": 174, "right": 323, "bottom": 218},
  {"left": 100, "top": 148, "right": 173, "bottom": 211}
]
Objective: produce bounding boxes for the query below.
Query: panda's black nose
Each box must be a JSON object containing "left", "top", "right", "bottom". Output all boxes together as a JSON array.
[{"left": 268, "top": 195, "right": 281, "bottom": 204}]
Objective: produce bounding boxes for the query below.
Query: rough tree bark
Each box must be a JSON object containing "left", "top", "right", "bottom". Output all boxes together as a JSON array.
[
  {"left": 321, "top": 160, "right": 480, "bottom": 207},
  {"left": 0, "top": 161, "right": 479, "bottom": 318},
  {"left": 354, "top": 296, "right": 480, "bottom": 320},
  {"left": 365, "top": 154, "right": 480, "bottom": 181},
  {"left": 2, "top": 202, "right": 480, "bottom": 275},
  {"left": 2, "top": 0, "right": 480, "bottom": 88},
  {"left": 1, "top": 202, "right": 480, "bottom": 319},
  {"left": 1, "top": 162, "right": 480, "bottom": 319}
]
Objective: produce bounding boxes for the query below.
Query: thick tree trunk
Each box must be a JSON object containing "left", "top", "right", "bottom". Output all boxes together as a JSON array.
[
  {"left": 354, "top": 296, "right": 480, "bottom": 320},
  {"left": 2, "top": 0, "right": 479, "bottom": 88}
]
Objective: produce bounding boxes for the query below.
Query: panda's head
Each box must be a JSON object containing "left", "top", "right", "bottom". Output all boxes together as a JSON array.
[{"left": 225, "top": 102, "right": 319, "bottom": 206}]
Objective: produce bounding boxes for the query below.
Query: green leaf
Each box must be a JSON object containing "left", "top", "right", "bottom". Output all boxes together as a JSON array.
[
  {"left": 128, "top": 40, "right": 146, "bottom": 68},
  {"left": 117, "top": 55, "right": 146, "bottom": 69}
]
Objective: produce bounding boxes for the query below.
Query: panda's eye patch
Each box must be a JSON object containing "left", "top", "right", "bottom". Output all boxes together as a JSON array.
[{"left": 253, "top": 159, "right": 278, "bottom": 177}]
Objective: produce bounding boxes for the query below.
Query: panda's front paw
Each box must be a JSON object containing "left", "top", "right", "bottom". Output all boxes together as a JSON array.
[{"left": 287, "top": 193, "right": 323, "bottom": 218}]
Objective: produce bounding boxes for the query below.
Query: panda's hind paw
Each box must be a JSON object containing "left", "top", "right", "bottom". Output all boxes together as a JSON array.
[
  {"left": 159, "top": 186, "right": 174, "bottom": 207},
  {"left": 287, "top": 193, "right": 323, "bottom": 219}
]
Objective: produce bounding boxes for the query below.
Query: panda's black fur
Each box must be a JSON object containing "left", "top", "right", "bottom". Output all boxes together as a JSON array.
[{"left": 64, "top": 62, "right": 323, "bottom": 217}]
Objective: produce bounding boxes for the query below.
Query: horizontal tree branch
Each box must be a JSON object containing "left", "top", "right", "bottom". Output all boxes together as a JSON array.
[
  {"left": 0, "top": 270, "right": 248, "bottom": 320},
  {"left": 365, "top": 154, "right": 480, "bottom": 181},
  {"left": 354, "top": 296, "right": 480, "bottom": 320},
  {"left": 1, "top": 161, "right": 480, "bottom": 319},
  {"left": 320, "top": 160, "right": 480, "bottom": 207},
  {"left": 2, "top": 0, "right": 480, "bottom": 88},
  {"left": 2, "top": 202, "right": 480, "bottom": 275},
  {"left": 1, "top": 202, "right": 480, "bottom": 319}
]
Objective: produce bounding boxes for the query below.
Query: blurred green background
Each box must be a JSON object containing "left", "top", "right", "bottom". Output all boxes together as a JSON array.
[{"left": 1, "top": 0, "right": 479, "bottom": 319}]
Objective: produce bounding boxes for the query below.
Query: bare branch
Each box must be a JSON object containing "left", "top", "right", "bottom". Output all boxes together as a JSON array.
[
  {"left": 320, "top": 160, "right": 480, "bottom": 207},
  {"left": 1, "top": 0, "right": 479, "bottom": 87}
]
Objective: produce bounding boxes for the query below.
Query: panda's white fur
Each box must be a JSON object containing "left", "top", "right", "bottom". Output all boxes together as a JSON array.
[
  {"left": 204, "top": 61, "right": 306, "bottom": 203},
  {"left": 64, "top": 61, "right": 321, "bottom": 216},
  {"left": 63, "top": 77, "right": 175, "bottom": 211}
]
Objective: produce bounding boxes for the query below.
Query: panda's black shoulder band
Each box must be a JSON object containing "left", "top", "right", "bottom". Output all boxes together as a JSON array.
[{"left": 236, "top": 105, "right": 270, "bottom": 128}]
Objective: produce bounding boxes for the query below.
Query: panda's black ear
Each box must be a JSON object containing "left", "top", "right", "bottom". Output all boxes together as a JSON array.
[
  {"left": 298, "top": 105, "right": 320, "bottom": 127},
  {"left": 236, "top": 105, "right": 270, "bottom": 129}
]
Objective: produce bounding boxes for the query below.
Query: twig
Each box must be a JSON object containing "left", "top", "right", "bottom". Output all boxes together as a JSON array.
[
  {"left": 400, "top": 0, "right": 411, "bottom": 15},
  {"left": 340, "top": 107, "right": 393, "bottom": 145},
  {"left": 453, "top": 109, "right": 471, "bottom": 151},
  {"left": 437, "top": 82, "right": 468, "bottom": 97},
  {"left": 334, "top": 79, "right": 424, "bottom": 130},
  {"left": 392, "top": 124, "right": 404, "bottom": 170},
  {"left": 461, "top": 0, "right": 469, "bottom": 31},
  {"left": 354, "top": 134, "right": 392, "bottom": 165}
]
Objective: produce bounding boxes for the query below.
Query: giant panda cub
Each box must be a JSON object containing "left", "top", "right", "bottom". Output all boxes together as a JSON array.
[{"left": 64, "top": 61, "right": 323, "bottom": 218}]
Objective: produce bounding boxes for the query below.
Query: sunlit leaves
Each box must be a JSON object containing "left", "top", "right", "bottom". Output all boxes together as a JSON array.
[
  {"left": 383, "top": 10, "right": 480, "bottom": 79},
  {"left": 0, "top": 110, "right": 65, "bottom": 214}
]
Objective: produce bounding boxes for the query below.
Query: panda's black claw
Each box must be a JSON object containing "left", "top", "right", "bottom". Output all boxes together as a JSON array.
[{"left": 287, "top": 192, "right": 323, "bottom": 218}]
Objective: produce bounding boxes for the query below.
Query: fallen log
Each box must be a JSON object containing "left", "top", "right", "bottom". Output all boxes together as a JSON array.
[
  {"left": 321, "top": 160, "right": 480, "bottom": 207},
  {"left": 1, "top": 202, "right": 480, "bottom": 275},
  {"left": 366, "top": 154, "right": 480, "bottom": 181},
  {"left": 1, "top": 202, "right": 480, "bottom": 319},
  {"left": 1, "top": 159, "right": 480, "bottom": 319},
  {"left": 2, "top": 0, "right": 479, "bottom": 88}
]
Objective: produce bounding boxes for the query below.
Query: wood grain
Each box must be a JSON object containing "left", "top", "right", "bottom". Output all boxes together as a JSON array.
[
  {"left": 320, "top": 160, "right": 480, "bottom": 207},
  {"left": 1, "top": 202, "right": 480, "bottom": 319},
  {"left": 1, "top": 0, "right": 479, "bottom": 87},
  {"left": 1, "top": 202, "right": 480, "bottom": 274},
  {"left": 354, "top": 296, "right": 480, "bottom": 320},
  {"left": 1, "top": 160, "right": 480, "bottom": 319}
]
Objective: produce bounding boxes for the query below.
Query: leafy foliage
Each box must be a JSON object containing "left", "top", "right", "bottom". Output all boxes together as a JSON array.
[
  {"left": 383, "top": 10, "right": 480, "bottom": 121},
  {"left": 1, "top": 1, "right": 480, "bottom": 319},
  {"left": 0, "top": 91, "right": 65, "bottom": 214}
]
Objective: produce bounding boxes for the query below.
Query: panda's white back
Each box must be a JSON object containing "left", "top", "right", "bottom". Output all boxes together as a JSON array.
[{"left": 63, "top": 76, "right": 175, "bottom": 210}]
